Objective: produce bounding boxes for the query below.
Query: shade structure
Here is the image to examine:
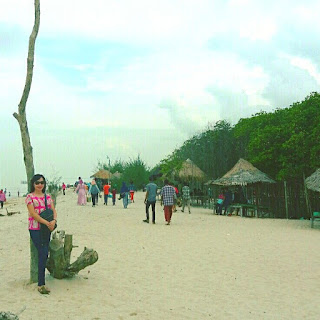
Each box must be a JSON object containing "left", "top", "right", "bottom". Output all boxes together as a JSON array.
[
  {"left": 90, "top": 169, "right": 112, "bottom": 180},
  {"left": 111, "top": 171, "right": 122, "bottom": 179},
  {"left": 305, "top": 168, "right": 320, "bottom": 192},
  {"left": 212, "top": 158, "right": 275, "bottom": 186},
  {"left": 177, "top": 159, "right": 206, "bottom": 181}
]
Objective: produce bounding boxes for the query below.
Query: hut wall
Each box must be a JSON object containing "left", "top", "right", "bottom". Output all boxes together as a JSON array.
[
  {"left": 209, "top": 179, "right": 320, "bottom": 219},
  {"left": 259, "top": 179, "right": 320, "bottom": 219}
]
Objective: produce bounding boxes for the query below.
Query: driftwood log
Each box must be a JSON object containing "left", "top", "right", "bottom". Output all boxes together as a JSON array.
[
  {"left": 46, "top": 230, "right": 98, "bottom": 279},
  {"left": 6, "top": 208, "right": 21, "bottom": 216}
]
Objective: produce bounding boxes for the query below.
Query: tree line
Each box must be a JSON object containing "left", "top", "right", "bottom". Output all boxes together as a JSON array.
[
  {"left": 97, "top": 92, "right": 320, "bottom": 187},
  {"left": 160, "top": 92, "right": 320, "bottom": 182}
]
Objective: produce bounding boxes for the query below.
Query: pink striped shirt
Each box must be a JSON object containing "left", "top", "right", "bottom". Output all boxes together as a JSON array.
[{"left": 25, "top": 193, "right": 53, "bottom": 230}]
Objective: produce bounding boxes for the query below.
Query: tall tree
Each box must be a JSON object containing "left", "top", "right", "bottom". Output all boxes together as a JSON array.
[{"left": 13, "top": 0, "right": 40, "bottom": 283}]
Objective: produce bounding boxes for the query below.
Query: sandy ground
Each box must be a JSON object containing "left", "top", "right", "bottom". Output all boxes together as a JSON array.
[{"left": 0, "top": 189, "right": 320, "bottom": 320}]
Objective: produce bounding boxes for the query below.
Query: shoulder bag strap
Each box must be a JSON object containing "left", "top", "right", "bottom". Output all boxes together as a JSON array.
[{"left": 44, "top": 193, "right": 48, "bottom": 209}]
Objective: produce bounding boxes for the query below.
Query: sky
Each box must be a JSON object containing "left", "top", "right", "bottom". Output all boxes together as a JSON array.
[{"left": 1, "top": 0, "right": 320, "bottom": 193}]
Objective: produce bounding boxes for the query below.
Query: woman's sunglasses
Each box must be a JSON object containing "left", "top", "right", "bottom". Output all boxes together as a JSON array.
[{"left": 35, "top": 181, "right": 45, "bottom": 185}]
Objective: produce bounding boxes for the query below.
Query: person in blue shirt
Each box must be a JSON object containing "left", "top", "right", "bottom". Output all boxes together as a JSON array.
[{"left": 143, "top": 176, "right": 158, "bottom": 224}]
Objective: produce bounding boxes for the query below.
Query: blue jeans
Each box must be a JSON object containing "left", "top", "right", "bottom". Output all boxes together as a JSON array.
[
  {"left": 104, "top": 194, "right": 108, "bottom": 205},
  {"left": 29, "top": 230, "right": 50, "bottom": 286},
  {"left": 123, "top": 192, "right": 129, "bottom": 208}
]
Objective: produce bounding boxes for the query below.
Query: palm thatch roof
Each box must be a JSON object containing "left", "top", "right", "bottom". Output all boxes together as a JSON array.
[
  {"left": 305, "top": 169, "right": 320, "bottom": 192},
  {"left": 112, "top": 171, "right": 122, "bottom": 179},
  {"left": 211, "top": 158, "right": 275, "bottom": 186},
  {"left": 90, "top": 169, "right": 112, "bottom": 180},
  {"left": 177, "top": 159, "right": 206, "bottom": 181}
]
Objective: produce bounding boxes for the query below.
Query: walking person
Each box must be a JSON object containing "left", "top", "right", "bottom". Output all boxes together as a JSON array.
[
  {"left": 62, "top": 182, "right": 66, "bottom": 195},
  {"left": 111, "top": 187, "right": 117, "bottom": 205},
  {"left": 143, "top": 176, "right": 158, "bottom": 224},
  {"left": 25, "top": 174, "right": 57, "bottom": 294},
  {"left": 89, "top": 179, "right": 100, "bottom": 207},
  {"left": 75, "top": 180, "right": 87, "bottom": 205},
  {"left": 160, "top": 179, "right": 176, "bottom": 225},
  {"left": 172, "top": 184, "right": 179, "bottom": 212},
  {"left": 103, "top": 183, "right": 111, "bottom": 205},
  {"left": 0, "top": 189, "right": 6, "bottom": 209},
  {"left": 128, "top": 181, "right": 136, "bottom": 203},
  {"left": 120, "top": 182, "right": 129, "bottom": 208},
  {"left": 181, "top": 182, "right": 191, "bottom": 214}
]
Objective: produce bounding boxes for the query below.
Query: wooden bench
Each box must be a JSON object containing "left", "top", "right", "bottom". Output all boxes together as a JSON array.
[{"left": 227, "top": 204, "right": 271, "bottom": 218}]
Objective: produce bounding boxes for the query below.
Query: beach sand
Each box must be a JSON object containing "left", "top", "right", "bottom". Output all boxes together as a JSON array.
[{"left": 0, "top": 189, "right": 319, "bottom": 320}]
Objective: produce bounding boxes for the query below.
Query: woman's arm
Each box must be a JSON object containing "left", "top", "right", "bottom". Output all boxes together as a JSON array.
[{"left": 27, "top": 204, "right": 50, "bottom": 227}]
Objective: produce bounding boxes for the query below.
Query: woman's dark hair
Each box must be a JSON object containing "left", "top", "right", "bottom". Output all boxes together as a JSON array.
[{"left": 30, "top": 174, "right": 46, "bottom": 193}]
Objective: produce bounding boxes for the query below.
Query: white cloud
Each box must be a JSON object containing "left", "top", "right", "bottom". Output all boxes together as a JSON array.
[
  {"left": 2, "top": 0, "right": 320, "bottom": 190},
  {"left": 290, "top": 56, "right": 320, "bottom": 85}
]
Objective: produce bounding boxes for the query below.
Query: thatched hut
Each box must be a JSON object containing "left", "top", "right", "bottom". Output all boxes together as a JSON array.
[
  {"left": 305, "top": 169, "right": 320, "bottom": 192},
  {"left": 91, "top": 169, "right": 112, "bottom": 180},
  {"left": 210, "top": 159, "right": 276, "bottom": 213},
  {"left": 111, "top": 171, "right": 122, "bottom": 179},
  {"left": 177, "top": 159, "right": 206, "bottom": 181},
  {"left": 212, "top": 158, "right": 275, "bottom": 186}
]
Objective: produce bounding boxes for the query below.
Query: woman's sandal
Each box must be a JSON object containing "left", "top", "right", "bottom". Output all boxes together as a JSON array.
[{"left": 38, "top": 286, "right": 50, "bottom": 294}]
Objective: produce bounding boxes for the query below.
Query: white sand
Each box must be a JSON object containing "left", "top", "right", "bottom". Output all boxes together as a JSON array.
[{"left": 0, "top": 189, "right": 319, "bottom": 320}]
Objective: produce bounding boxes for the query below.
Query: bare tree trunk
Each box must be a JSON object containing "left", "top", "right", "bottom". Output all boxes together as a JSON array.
[{"left": 13, "top": 0, "right": 40, "bottom": 284}]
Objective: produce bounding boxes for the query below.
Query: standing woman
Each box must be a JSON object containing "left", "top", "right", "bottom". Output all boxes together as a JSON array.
[
  {"left": 25, "top": 174, "right": 57, "bottom": 294},
  {"left": 75, "top": 180, "right": 87, "bottom": 205}
]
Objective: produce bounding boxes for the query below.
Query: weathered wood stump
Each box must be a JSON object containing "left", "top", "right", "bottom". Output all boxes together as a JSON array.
[
  {"left": 6, "top": 208, "right": 21, "bottom": 216},
  {"left": 46, "top": 230, "right": 98, "bottom": 279}
]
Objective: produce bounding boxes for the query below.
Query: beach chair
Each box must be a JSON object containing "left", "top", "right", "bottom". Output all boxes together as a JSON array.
[{"left": 311, "top": 212, "right": 320, "bottom": 228}]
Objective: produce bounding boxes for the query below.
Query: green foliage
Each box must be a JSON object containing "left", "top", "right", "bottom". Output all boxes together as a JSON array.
[
  {"left": 160, "top": 151, "right": 183, "bottom": 178},
  {"left": 120, "top": 155, "right": 149, "bottom": 189},
  {"left": 160, "top": 120, "right": 236, "bottom": 180},
  {"left": 96, "top": 159, "right": 125, "bottom": 173},
  {"left": 110, "top": 160, "right": 125, "bottom": 174},
  {"left": 46, "top": 175, "right": 61, "bottom": 205},
  {"left": 96, "top": 92, "right": 320, "bottom": 183}
]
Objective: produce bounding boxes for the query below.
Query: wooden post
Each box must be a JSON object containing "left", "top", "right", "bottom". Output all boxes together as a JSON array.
[
  {"left": 284, "top": 181, "right": 289, "bottom": 219},
  {"left": 303, "top": 173, "right": 312, "bottom": 219}
]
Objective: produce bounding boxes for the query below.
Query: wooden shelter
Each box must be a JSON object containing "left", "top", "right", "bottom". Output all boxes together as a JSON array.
[
  {"left": 177, "top": 159, "right": 206, "bottom": 181},
  {"left": 210, "top": 159, "right": 275, "bottom": 217},
  {"left": 211, "top": 158, "right": 275, "bottom": 186},
  {"left": 305, "top": 169, "right": 320, "bottom": 192},
  {"left": 111, "top": 171, "right": 122, "bottom": 179},
  {"left": 91, "top": 169, "right": 112, "bottom": 180}
]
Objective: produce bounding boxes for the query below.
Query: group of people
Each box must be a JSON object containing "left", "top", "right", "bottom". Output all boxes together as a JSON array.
[
  {"left": 73, "top": 177, "right": 136, "bottom": 209},
  {"left": 215, "top": 188, "right": 247, "bottom": 215},
  {"left": 24, "top": 172, "right": 194, "bottom": 295},
  {"left": 143, "top": 178, "right": 192, "bottom": 225}
]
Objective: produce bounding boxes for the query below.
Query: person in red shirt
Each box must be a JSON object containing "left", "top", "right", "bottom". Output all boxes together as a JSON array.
[
  {"left": 172, "top": 184, "right": 179, "bottom": 212},
  {"left": 103, "top": 183, "right": 111, "bottom": 205}
]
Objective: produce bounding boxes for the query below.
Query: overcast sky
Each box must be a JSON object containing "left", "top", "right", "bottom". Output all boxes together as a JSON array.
[{"left": 1, "top": 0, "right": 320, "bottom": 192}]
